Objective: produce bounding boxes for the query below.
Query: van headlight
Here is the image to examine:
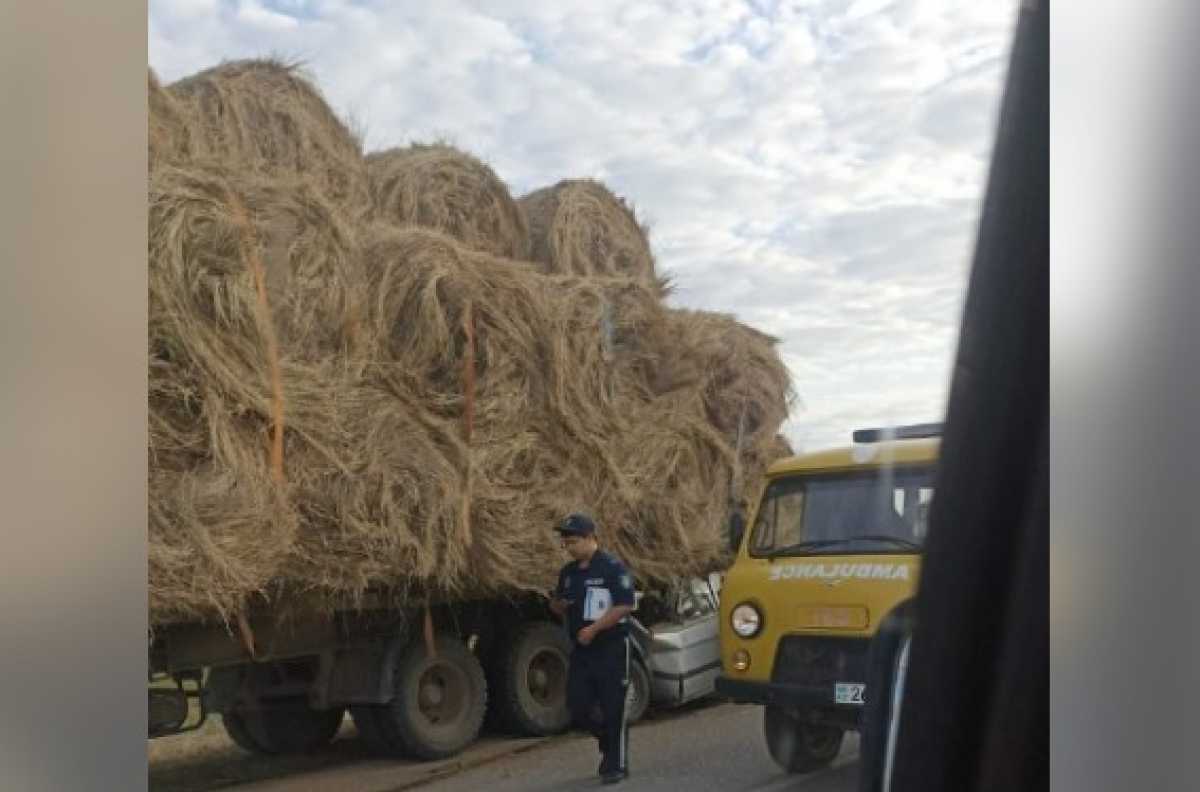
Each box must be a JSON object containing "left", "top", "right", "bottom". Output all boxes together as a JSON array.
[{"left": 731, "top": 603, "right": 763, "bottom": 638}]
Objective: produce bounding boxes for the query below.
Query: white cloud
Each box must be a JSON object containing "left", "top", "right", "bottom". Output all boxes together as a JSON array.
[
  {"left": 149, "top": 0, "right": 1019, "bottom": 453},
  {"left": 168, "top": 0, "right": 219, "bottom": 18},
  {"left": 236, "top": 0, "right": 299, "bottom": 32}
]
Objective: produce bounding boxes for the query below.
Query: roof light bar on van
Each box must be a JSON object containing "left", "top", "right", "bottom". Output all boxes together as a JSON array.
[{"left": 852, "top": 422, "right": 944, "bottom": 443}]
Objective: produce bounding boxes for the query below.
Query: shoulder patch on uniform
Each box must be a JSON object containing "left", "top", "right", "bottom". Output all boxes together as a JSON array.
[{"left": 619, "top": 574, "right": 632, "bottom": 589}]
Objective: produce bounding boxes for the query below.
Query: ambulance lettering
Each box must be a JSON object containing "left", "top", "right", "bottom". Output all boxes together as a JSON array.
[{"left": 768, "top": 563, "right": 910, "bottom": 582}]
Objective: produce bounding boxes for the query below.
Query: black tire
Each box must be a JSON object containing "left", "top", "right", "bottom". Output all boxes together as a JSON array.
[
  {"left": 223, "top": 698, "right": 345, "bottom": 755},
  {"left": 763, "top": 704, "right": 844, "bottom": 774},
  {"left": 351, "top": 704, "right": 398, "bottom": 756},
  {"left": 625, "top": 658, "right": 651, "bottom": 725},
  {"left": 491, "top": 621, "right": 572, "bottom": 736},
  {"left": 374, "top": 636, "right": 488, "bottom": 761},
  {"left": 221, "top": 710, "right": 269, "bottom": 754}
]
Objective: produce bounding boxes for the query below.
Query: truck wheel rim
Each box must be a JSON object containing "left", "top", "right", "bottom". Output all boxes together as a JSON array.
[
  {"left": 526, "top": 648, "right": 566, "bottom": 706},
  {"left": 417, "top": 664, "right": 467, "bottom": 725}
]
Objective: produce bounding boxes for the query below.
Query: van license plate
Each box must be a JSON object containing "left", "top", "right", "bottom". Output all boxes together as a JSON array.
[{"left": 835, "top": 683, "right": 865, "bottom": 705}]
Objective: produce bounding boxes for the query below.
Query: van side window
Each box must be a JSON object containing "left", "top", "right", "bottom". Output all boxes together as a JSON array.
[{"left": 751, "top": 481, "right": 804, "bottom": 553}]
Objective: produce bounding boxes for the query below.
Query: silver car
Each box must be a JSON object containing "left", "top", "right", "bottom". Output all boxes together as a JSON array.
[{"left": 626, "top": 575, "right": 723, "bottom": 723}]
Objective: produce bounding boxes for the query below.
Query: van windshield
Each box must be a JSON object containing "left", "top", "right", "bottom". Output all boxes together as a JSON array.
[{"left": 749, "top": 466, "right": 936, "bottom": 557}]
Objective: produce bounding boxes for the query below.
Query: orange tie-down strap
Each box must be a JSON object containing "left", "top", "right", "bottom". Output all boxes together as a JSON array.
[
  {"left": 227, "top": 191, "right": 286, "bottom": 485},
  {"left": 226, "top": 191, "right": 287, "bottom": 661}
]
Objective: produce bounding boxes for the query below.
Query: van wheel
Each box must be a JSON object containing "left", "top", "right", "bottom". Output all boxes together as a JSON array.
[
  {"left": 223, "top": 699, "right": 344, "bottom": 755},
  {"left": 492, "top": 621, "right": 572, "bottom": 736},
  {"left": 371, "top": 636, "right": 487, "bottom": 760},
  {"left": 763, "top": 704, "right": 843, "bottom": 773}
]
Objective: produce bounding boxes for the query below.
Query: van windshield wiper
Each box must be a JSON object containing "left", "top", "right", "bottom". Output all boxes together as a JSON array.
[
  {"left": 766, "top": 535, "right": 921, "bottom": 557},
  {"left": 765, "top": 539, "right": 847, "bottom": 558},
  {"left": 844, "top": 535, "right": 921, "bottom": 550}
]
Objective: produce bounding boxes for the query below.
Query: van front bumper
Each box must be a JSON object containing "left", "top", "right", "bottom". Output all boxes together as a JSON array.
[{"left": 715, "top": 675, "right": 835, "bottom": 708}]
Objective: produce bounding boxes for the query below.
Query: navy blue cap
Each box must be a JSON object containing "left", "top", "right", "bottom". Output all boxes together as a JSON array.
[{"left": 555, "top": 512, "right": 596, "bottom": 537}]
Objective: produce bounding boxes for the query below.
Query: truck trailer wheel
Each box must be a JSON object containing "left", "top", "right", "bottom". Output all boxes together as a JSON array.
[
  {"left": 221, "top": 710, "right": 269, "bottom": 754},
  {"left": 350, "top": 705, "right": 398, "bottom": 756},
  {"left": 372, "top": 636, "right": 488, "bottom": 760},
  {"left": 763, "top": 704, "right": 843, "bottom": 774},
  {"left": 223, "top": 698, "right": 344, "bottom": 755},
  {"left": 491, "top": 621, "right": 572, "bottom": 736}
]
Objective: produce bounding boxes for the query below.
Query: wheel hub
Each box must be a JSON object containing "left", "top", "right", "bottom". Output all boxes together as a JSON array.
[
  {"left": 421, "top": 679, "right": 444, "bottom": 708},
  {"left": 416, "top": 664, "right": 467, "bottom": 725},
  {"left": 525, "top": 649, "right": 566, "bottom": 706}
]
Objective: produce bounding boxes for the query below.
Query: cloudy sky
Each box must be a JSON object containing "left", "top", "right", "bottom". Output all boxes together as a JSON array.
[{"left": 150, "top": 0, "right": 1017, "bottom": 453}]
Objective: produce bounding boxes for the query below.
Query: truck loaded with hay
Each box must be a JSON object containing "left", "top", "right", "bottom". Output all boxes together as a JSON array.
[{"left": 148, "top": 60, "right": 794, "bottom": 760}]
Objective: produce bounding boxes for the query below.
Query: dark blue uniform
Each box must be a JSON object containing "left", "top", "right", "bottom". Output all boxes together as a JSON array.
[{"left": 556, "top": 549, "right": 636, "bottom": 777}]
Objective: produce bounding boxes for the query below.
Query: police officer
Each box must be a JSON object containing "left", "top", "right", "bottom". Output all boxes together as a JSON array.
[{"left": 549, "top": 513, "right": 636, "bottom": 785}]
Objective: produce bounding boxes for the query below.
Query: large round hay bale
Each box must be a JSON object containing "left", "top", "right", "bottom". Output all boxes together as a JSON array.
[
  {"left": 169, "top": 59, "right": 369, "bottom": 212},
  {"left": 149, "top": 68, "right": 193, "bottom": 169},
  {"left": 280, "top": 381, "right": 477, "bottom": 598},
  {"left": 283, "top": 259, "right": 788, "bottom": 603},
  {"left": 574, "top": 403, "right": 736, "bottom": 582},
  {"left": 147, "top": 172, "right": 793, "bottom": 619},
  {"left": 149, "top": 466, "right": 295, "bottom": 626},
  {"left": 362, "top": 226, "right": 548, "bottom": 418},
  {"left": 655, "top": 309, "right": 793, "bottom": 443},
  {"left": 282, "top": 378, "right": 577, "bottom": 604},
  {"left": 631, "top": 309, "right": 793, "bottom": 557},
  {"left": 350, "top": 226, "right": 691, "bottom": 595},
  {"left": 148, "top": 163, "right": 366, "bottom": 623},
  {"left": 361, "top": 227, "right": 665, "bottom": 428},
  {"left": 367, "top": 144, "right": 530, "bottom": 260},
  {"left": 149, "top": 163, "right": 364, "bottom": 365},
  {"left": 519, "top": 180, "right": 664, "bottom": 292}
]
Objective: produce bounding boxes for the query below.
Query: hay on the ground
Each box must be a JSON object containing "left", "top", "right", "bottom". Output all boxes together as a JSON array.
[
  {"left": 367, "top": 144, "right": 530, "bottom": 260},
  {"left": 169, "top": 59, "right": 369, "bottom": 212},
  {"left": 520, "top": 179, "right": 666, "bottom": 292}
]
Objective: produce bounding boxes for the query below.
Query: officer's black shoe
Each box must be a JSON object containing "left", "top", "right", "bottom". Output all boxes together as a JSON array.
[{"left": 601, "top": 769, "right": 628, "bottom": 785}]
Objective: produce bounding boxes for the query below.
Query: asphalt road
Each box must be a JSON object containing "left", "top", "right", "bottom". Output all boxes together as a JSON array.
[
  {"left": 421, "top": 700, "right": 860, "bottom": 792},
  {"left": 150, "top": 699, "right": 859, "bottom": 792}
]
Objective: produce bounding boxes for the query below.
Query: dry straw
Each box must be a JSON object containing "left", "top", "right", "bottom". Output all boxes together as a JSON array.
[
  {"left": 520, "top": 179, "right": 668, "bottom": 293},
  {"left": 367, "top": 144, "right": 531, "bottom": 260},
  {"left": 147, "top": 63, "right": 794, "bottom": 626},
  {"left": 149, "top": 68, "right": 194, "bottom": 169},
  {"left": 148, "top": 162, "right": 365, "bottom": 623},
  {"left": 169, "top": 59, "right": 370, "bottom": 213}
]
